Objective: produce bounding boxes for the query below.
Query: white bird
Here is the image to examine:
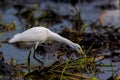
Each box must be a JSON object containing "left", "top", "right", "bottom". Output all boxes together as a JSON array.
[{"left": 9, "top": 26, "right": 83, "bottom": 64}]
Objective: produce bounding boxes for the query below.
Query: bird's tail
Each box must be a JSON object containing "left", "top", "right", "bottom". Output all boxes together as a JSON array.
[{"left": 9, "top": 34, "right": 21, "bottom": 43}]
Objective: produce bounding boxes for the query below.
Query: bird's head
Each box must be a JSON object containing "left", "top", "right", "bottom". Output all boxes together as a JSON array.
[{"left": 74, "top": 44, "right": 85, "bottom": 55}]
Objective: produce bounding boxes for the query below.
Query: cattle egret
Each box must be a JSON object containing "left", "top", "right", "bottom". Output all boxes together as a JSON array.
[{"left": 9, "top": 26, "right": 84, "bottom": 65}]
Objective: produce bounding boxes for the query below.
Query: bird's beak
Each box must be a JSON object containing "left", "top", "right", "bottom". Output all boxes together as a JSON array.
[{"left": 78, "top": 47, "right": 87, "bottom": 57}]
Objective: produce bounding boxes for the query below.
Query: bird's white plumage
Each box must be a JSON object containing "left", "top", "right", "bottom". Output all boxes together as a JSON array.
[
  {"left": 9, "top": 26, "right": 81, "bottom": 53},
  {"left": 9, "top": 27, "right": 49, "bottom": 43}
]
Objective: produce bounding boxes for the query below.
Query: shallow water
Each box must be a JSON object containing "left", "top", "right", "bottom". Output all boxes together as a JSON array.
[
  {"left": 1, "top": 0, "right": 120, "bottom": 60},
  {"left": 0, "top": 0, "right": 120, "bottom": 79}
]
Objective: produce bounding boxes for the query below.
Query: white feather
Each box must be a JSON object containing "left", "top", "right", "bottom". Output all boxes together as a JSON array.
[{"left": 9, "top": 26, "right": 81, "bottom": 53}]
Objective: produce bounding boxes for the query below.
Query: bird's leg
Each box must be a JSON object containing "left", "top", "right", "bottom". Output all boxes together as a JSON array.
[
  {"left": 27, "top": 49, "right": 33, "bottom": 72},
  {"left": 33, "top": 42, "right": 44, "bottom": 65},
  {"left": 28, "top": 50, "right": 31, "bottom": 66},
  {"left": 35, "top": 42, "right": 40, "bottom": 49},
  {"left": 33, "top": 50, "right": 44, "bottom": 65},
  {"left": 28, "top": 48, "right": 33, "bottom": 66}
]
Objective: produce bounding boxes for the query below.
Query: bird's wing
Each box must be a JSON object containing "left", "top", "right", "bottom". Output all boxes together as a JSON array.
[{"left": 9, "top": 27, "right": 49, "bottom": 43}]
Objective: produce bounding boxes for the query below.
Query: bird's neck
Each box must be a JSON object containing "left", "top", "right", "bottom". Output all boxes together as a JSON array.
[{"left": 49, "top": 31, "right": 77, "bottom": 49}]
